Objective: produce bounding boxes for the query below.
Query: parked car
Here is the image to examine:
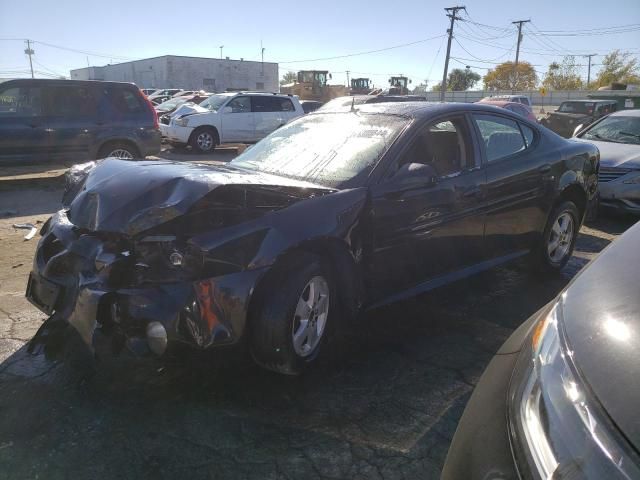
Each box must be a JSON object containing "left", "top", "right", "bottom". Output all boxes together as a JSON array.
[
  {"left": 148, "top": 89, "right": 185, "bottom": 105},
  {"left": 481, "top": 94, "right": 532, "bottom": 109},
  {"left": 141, "top": 88, "right": 157, "bottom": 96},
  {"left": 299, "top": 99, "right": 324, "bottom": 114},
  {"left": 27, "top": 102, "right": 598, "bottom": 376},
  {"left": 0, "top": 79, "right": 161, "bottom": 164},
  {"left": 160, "top": 92, "right": 304, "bottom": 152},
  {"left": 573, "top": 109, "right": 640, "bottom": 215},
  {"left": 540, "top": 99, "right": 618, "bottom": 137},
  {"left": 443, "top": 219, "right": 640, "bottom": 480},
  {"left": 477, "top": 99, "right": 538, "bottom": 123}
]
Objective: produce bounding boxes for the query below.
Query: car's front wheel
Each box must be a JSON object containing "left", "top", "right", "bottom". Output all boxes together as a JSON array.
[
  {"left": 97, "top": 142, "right": 139, "bottom": 160},
  {"left": 250, "top": 253, "right": 334, "bottom": 375},
  {"left": 532, "top": 200, "right": 579, "bottom": 273},
  {"left": 189, "top": 126, "right": 218, "bottom": 154}
]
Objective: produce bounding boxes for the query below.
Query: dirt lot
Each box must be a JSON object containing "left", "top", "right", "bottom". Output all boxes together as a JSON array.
[{"left": 0, "top": 155, "right": 637, "bottom": 479}]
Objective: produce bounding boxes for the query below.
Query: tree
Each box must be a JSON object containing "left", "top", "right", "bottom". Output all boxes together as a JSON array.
[
  {"left": 595, "top": 50, "right": 640, "bottom": 87},
  {"left": 280, "top": 71, "right": 297, "bottom": 86},
  {"left": 483, "top": 61, "right": 537, "bottom": 90},
  {"left": 543, "top": 56, "right": 583, "bottom": 90},
  {"left": 447, "top": 68, "right": 481, "bottom": 90}
]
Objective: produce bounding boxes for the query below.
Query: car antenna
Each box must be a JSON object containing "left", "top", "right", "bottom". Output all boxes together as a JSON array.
[{"left": 350, "top": 96, "right": 356, "bottom": 112}]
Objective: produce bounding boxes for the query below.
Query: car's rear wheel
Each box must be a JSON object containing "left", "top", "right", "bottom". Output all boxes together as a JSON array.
[
  {"left": 532, "top": 200, "right": 579, "bottom": 273},
  {"left": 97, "top": 142, "right": 139, "bottom": 160},
  {"left": 189, "top": 127, "right": 218, "bottom": 154},
  {"left": 250, "top": 252, "right": 334, "bottom": 375}
]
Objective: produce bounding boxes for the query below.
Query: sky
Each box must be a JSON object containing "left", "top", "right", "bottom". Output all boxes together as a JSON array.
[{"left": 1, "top": 0, "right": 639, "bottom": 89}]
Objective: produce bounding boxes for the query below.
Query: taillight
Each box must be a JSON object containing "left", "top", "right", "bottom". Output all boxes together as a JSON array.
[{"left": 141, "top": 92, "right": 159, "bottom": 129}]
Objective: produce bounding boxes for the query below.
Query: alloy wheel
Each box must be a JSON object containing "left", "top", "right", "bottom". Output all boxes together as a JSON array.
[
  {"left": 547, "top": 212, "right": 574, "bottom": 263},
  {"left": 196, "top": 132, "right": 213, "bottom": 151},
  {"left": 292, "top": 276, "right": 330, "bottom": 357},
  {"left": 107, "top": 148, "right": 134, "bottom": 159}
]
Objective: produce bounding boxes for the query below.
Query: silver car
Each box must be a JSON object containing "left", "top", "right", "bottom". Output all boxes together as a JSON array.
[{"left": 574, "top": 109, "right": 640, "bottom": 215}]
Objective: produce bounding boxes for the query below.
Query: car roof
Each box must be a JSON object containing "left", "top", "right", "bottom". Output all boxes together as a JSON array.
[
  {"left": 561, "top": 99, "right": 616, "bottom": 104},
  {"left": 317, "top": 101, "right": 529, "bottom": 119},
  {"left": 223, "top": 91, "right": 294, "bottom": 97},
  {"left": 608, "top": 109, "right": 640, "bottom": 117},
  {"left": 478, "top": 100, "right": 513, "bottom": 107},
  {"left": 1, "top": 78, "right": 138, "bottom": 88}
]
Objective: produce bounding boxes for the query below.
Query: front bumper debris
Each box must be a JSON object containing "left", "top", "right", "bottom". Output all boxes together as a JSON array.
[{"left": 27, "top": 209, "right": 267, "bottom": 358}]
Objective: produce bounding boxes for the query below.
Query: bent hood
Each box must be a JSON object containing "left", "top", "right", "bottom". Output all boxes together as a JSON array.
[
  {"left": 65, "top": 159, "right": 333, "bottom": 236},
  {"left": 574, "top": 138, "right": 640, "bottom": 168},
  {"left": 171, "top": 103, "right": 209, "bottom": 118}
]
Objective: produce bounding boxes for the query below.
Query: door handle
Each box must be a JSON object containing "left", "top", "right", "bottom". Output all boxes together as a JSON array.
[{"left": 538, "top": 164, "right": 552, "bottom": 174}]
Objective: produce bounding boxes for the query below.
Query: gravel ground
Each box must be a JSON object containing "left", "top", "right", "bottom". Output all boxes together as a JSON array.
[{"left": 0, "top": 172, "right": 636, "bottom": 479}]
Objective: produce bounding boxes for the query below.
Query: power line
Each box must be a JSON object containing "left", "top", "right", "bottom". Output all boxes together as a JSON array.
[
  {"left": 278, "top": 34, "right": 446, "bottom": 64},
  {"left": 441, "top": 5, "right": 466, "bottom": 101}
]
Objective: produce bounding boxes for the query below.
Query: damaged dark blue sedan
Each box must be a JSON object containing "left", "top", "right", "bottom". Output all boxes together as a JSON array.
[{"left": 26, "top": 103, "right": 599, "bottom": 375}]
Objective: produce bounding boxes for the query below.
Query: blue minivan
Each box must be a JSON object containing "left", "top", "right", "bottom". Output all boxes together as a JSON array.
[{"left": 0, "top": 79, "right": 161, "bottom": 165}]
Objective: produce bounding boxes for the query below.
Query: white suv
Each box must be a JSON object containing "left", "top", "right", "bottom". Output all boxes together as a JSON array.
[{"left": 161, "top": 92, "right": 304, "bottom": 153}]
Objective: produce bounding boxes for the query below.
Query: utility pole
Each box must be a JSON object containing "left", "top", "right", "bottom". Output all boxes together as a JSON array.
[
  {"left": 24, "top": 39, "right": 35, "bottom": 79},
  {"left": 219, "top": 45, "right": 224, "bottom": 60},
  {"left": 346, "top": 70, "right": 350, "bottom": 87},
  {"left": 261, "top": 43, "right": 265, "bottom": 76},
  {"left": 584, "top": 54, "right": 596, "bottom": 86},
  {"left": 440, "top": 5, "right": 466, "bottom": 102},
  {"left": 511, "top": 20, "right": 530, "bottom": 90}
]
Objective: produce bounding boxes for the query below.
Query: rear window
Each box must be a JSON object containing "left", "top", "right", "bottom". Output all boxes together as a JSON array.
[
  {"left": 108, "top": 88, "right": 145, "bottom": 114},
  {"left": 558, "top": 102, "right": 594, "bottom": 114}
]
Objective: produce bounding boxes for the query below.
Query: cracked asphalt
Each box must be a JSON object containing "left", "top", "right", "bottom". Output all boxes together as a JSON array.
[{"left": 0, "top": 179, "right": 637, "bottom": 480}]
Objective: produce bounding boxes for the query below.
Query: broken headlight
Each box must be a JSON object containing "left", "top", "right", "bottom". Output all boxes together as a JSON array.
[
  {"left": 133, "top": 235, "right": 203, "bottom": 283},
  {"left": 508, "top": 301, "right": 640, "bottom": 479}
]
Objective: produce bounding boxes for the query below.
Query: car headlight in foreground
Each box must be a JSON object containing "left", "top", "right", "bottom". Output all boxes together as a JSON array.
[{"left": 508, "top": 299, "right": 640, "bottom": 479}]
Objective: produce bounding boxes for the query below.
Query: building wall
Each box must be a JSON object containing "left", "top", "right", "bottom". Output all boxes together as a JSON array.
[{"left": 70, "top": 56, "right": 279, "bottom": 92}]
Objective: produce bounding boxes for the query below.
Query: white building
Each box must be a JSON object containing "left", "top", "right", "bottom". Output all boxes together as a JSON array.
[{"left": 70, "top": 55, "right": 279, "bottom": 92}]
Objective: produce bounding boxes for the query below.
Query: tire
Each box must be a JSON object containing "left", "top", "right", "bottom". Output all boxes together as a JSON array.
[
  {"left": 249, "top": 252, "right": 335, "bottom": 375},
  {"left": 189, "top": 126, "right": 218, "bottom": 154},
  {"left": 97, "top": 141, "right": 140, "bottom": 160},
  {"left": 531, "top": 200, "right": 580, "bottom": 273}
]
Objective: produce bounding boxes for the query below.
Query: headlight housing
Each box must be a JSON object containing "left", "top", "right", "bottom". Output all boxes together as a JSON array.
[
  {"left": 508, "top": 301, "right": 640, "bottom": 479},
  {"left": 174, "top": 116, "right": 190, "bottom": 127}
]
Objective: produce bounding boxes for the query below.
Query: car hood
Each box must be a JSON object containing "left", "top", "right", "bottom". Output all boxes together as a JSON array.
[
  {"left": 573, "top": 138, "right": 640, "bottom": 168},
  {"left": 560, "top": 220, "right": 640, "bottom": 449},
  {"left": 64, "top": 159, "right": 334, "bottom": 236},
  {"left": 171, "top": 103, "right": 209, "bottom": 118}
]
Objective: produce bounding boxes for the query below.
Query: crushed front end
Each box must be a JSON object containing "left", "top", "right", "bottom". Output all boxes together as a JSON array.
[{"left": 27, "top": 209, "right": 267, "bottom": 358}]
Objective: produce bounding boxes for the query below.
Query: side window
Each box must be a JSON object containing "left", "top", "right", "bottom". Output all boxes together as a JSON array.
[
  {"left": 109, "top": 88, "right": 144, "bottom": 114},
  {"left": 399, "top": 117, "right": 471, "bottom": 177},
  {"left": 49, "top": 86, "right": 99, "bottom": 117},
  {"left": 473, "top": 114, "right": 527, "bottom": 162},
  {"left": 251, "top": 96, "right": 275, "bottom": 112},
  {"left": 278, "top": 98, "right": 294, "bottom": 112},
  {"left": 227, "top": 96, "right": 251, "bottom": 113},
  {"left": 519, "top": 123, "right": 535, "bottom": 147},
  {"left": 0, "top": 86, "right": 42, "bottom": 116}
]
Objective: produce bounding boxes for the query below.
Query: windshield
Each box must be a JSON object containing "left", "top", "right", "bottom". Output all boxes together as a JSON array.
[
  {"left": 231, "top": 113, "right": 409, "bottom": 187},
  {"left": 198, "top": 94, "right": 231, "bottom": 111},
  {"left": 581, "top": 116, "right": 640, "bottom": 144},
  {"left": 558, "top": 102, "right": 595, "bottom": 114}
]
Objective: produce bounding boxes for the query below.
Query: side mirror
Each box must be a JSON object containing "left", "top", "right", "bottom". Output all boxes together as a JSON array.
[
  {"left": 392, "top": 163, "right": 438, "bottom": 188},
  {"left": 572, "top": 124, "right": 584, "bottom": 137},
  {"left": 222, "top": 106, "right": 233, "bottom": 114}
]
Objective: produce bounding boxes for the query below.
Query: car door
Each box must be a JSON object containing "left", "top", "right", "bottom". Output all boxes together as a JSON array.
[
  {"left": 472, "top": 113, "right": 552, "bottom": 259},
  {"left": 220, "top": 96, "right": 255, "bottom": 142},
  {"left": 45, "top": 84, "right": 102, "bottom": 162},
  {"left": 368, "top": 114, "right": 487, "bottom": 298},
  {"left": 252, "top": 96, "right": 284, "bottom": 140},
  {"left": 0, "top": 84, "right": 48, "bottom": 164}
]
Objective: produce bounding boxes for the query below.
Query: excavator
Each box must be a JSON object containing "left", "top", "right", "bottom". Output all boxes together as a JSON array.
[
  {"left": 280, "top": 70, "right": 348, "bottom": 102},
  {"left": 350, "top": 77, "right": 372, "bottom": 95}
]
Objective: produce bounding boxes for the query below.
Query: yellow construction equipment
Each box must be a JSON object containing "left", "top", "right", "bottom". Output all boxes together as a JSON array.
[
  {"left": 280, "top": 70, "right": 348, "bottom": 102},
  {"left": 388, "top": 76, "right": 411, "bottom": 95},
  {"left": 350, "top": 78, "right": 372, "bottom": 95}
]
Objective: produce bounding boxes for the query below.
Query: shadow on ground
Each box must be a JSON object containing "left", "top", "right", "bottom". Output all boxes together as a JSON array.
[{"left": 0, "top": 215, "right": 635, "bottom": 480}]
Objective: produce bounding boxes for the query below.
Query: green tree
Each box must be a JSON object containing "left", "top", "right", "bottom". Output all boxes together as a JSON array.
[
  {"left": 483, "top": 61, "right": 537, "bottom": 90},
  {"left": 280, "top": 71, "right": 297, "bottom": 86},
  {"left": 447, "top": 68, "right": 481, "bottom": 90},
  {"left": 543, "top": 56, "right": 584, "bottom": 90},
  {"left": 595, "top": 50, "right": 640, "bottom": 87}
]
